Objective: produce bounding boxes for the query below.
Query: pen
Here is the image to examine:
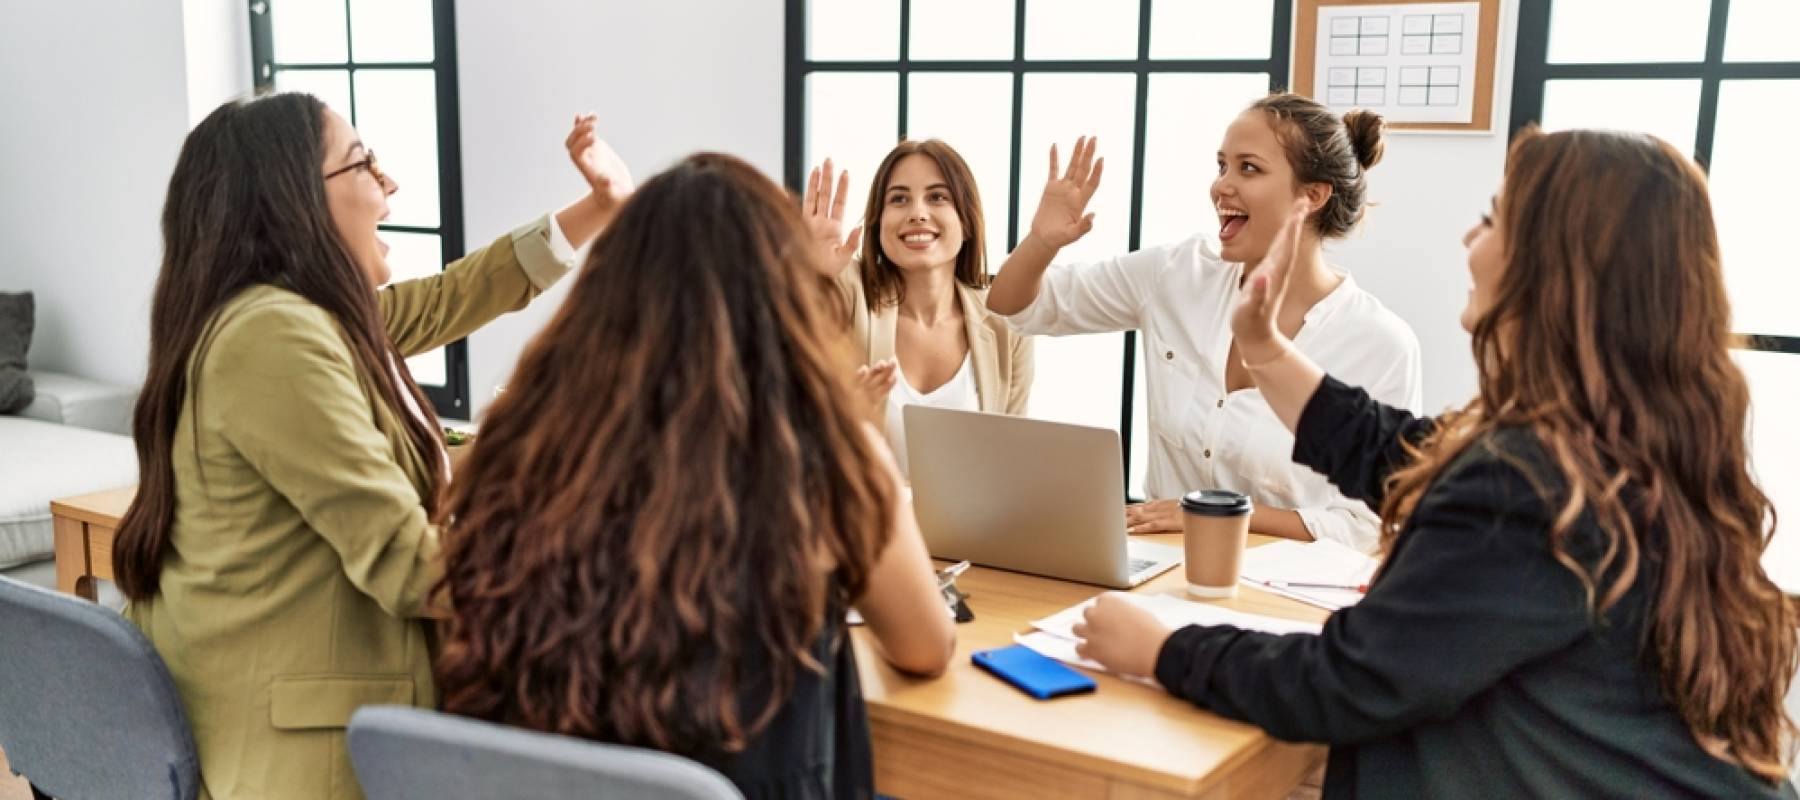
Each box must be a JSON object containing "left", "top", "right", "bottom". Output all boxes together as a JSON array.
[
  {"left": 937, "top": 560, "right": 971, "bottom": 588},
  {"left": 1262, "top": 579, "right": 1368, "bottom": 593}
]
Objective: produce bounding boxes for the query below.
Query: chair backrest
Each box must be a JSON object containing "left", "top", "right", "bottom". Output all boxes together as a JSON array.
[
  {"left": 347, "top": 706, "right": 745, "bottom": 800},
  {"left": 0, "top": 576, "right": 198, "bottom": 799}
]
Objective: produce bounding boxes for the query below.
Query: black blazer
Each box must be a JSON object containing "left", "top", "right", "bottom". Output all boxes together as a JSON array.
[{"left": 1153, "top": 375, "right": 1797, "bottom": 799}]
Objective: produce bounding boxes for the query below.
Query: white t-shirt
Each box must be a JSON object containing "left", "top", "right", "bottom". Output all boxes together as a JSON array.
[
  {"left": 883, "top": 354, "right": 979, "bottom": 478},
  {"left": 999, "top": 233, "right": 1422, "bottom": 553}
]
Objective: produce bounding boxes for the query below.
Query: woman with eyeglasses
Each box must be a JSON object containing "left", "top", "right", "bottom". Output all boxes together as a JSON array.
[{"left": 111, "top": 92, "right": 632, "bottom": 799}]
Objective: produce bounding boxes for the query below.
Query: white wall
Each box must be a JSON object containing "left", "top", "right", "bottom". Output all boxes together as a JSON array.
[
  {"left": 454, "top": 0, "right": 784, "bottom": 420},
  {"left": 0, "top": 0, "right": 196, "bottom": 388},
  {"left": 182, "top": 0, "right": 252, "bottom": 127},
  {"left": 1326, "top": 1, "right": 1520, "bottom": 413}
]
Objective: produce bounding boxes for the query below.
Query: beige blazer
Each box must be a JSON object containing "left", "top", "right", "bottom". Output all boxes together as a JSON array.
[
  {"left": 124, "top": 216, "right": 571, "bottom": 800},
  {"left": 839, "top": 269, "right": 1033, "bottom": 415}
]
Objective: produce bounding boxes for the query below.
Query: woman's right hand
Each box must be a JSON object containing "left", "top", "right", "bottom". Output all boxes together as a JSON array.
[
  {"left": 802, "top": 158, "right": 862, "bottom": 277},
  {"left": 1026, "top": 136, "right": 1105, "bottom": 250}
]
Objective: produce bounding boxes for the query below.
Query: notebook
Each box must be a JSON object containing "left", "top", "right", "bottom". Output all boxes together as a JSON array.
[{"left": 1238, "top": 539, "right": 1380, "bottom": 611}]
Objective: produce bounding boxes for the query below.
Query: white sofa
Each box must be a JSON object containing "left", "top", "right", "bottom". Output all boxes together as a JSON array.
[{"left": 1, "top": 371, "right": 138, "bottom": 590}]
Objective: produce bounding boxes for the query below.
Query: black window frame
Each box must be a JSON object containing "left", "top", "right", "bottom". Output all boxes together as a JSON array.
[
  {"left": 248, "top": 0, "right": 472, "bottom": 418},
  {"left": 783, "top": 0, "right": 1292, "bottom": 495},
  {"left": 1510, "top": 0, "right": 1800, "bottom": 359}
]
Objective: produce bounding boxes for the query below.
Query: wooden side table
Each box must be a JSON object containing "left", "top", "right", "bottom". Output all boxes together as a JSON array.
[{"left": 48, "top": 485, "right": 135, "bottom": 602}]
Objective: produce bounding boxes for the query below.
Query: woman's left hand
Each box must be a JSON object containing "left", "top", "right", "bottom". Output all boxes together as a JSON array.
[
  {"left": 566, "top": 113, "right": 634, "bottom": 221},
  {"left": 1125, "top": 499, "right": 1184, "bottom": 534},
  {"left": 1072, "top": 592, "right": 1174, "bottom": 679}
]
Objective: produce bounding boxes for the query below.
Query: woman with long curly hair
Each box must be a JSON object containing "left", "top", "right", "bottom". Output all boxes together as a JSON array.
[
  {"left": 433, "top": 153, "right": 956, "bottom": 799},
  {"left": 1076, "top": 128, "right": 1797, "bottom": 797}
]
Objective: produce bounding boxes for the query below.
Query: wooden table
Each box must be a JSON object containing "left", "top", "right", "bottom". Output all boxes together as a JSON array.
[
  {"left": 48, "top": 485, "right": 134, "bottom": 601},
  {"left": 853, "top": 533, "right": 1328, "bottom": 799},
  {"left": 52, "top": 487, "right": 1328, "bottom": 798}
]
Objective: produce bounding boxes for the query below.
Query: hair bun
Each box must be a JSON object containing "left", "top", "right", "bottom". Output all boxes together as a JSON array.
[{"left": 1343, "top": 109, "right": 1386, "bottom": 171}]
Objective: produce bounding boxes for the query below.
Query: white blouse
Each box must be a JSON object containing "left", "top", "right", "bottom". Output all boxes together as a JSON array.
[
  {"left": 883, "top": 355, "right": 979, "bottom": 478},
  {"left": 999, "top": 233, "right": 1422, "bottom": 553}
]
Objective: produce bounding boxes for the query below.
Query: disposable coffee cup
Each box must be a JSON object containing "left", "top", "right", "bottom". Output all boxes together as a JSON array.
[{"left": 1180, "top": 490, "right": 1254, "bottom": 598}]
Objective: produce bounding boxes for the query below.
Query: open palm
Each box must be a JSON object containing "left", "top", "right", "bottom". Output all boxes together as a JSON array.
[
  {"left": 1029, "top": 136, "right": 1104, "bottom": 249},
  {"left": 566, "top": 113, "right": 634, "bottom": 217},
  {"left": 802, "top": 158, "right": 862, "bottom": 277}
]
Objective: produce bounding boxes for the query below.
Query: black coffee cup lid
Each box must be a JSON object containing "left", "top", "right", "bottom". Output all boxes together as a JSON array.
[{"left": 1180, "top": 489, "right": 1253, "bottom": 517}]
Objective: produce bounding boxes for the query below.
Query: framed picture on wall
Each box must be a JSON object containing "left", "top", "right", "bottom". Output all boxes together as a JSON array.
[{"left": 1293, "top": 0, "right": 1502, "bottom": 132}]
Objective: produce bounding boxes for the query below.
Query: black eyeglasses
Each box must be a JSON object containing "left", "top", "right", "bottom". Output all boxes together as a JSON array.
[{"left": 324, "top": 149, "right": 386, "bottom": 184}]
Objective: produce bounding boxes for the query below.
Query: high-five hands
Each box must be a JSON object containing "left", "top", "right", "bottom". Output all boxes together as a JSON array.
[
  {"left": 802, "top": 158, "right": 862, "bottom": 277},
  {"left": 1027, "top": 136, "right": 1105, "bottom": 250},
  {"left": 1230, "top": 199, "right": 1310, "bottom": 364},
  {"left": 566, "top": 113, "right": 634, "bottom": 222}
]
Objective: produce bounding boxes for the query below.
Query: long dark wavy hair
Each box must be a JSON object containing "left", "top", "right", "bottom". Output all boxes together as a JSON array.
[
  {"left": 855, "top": 139, "right": 989, "bottom": 311},
  {"left": 1378, "top": 128, "right": 1797, "bottom": 782},
  {"left": 433, "top": 153, "right": 897, "bottom": 754},
  {"left": 113, "top": 93, "right": 445, "bottom": 600}
]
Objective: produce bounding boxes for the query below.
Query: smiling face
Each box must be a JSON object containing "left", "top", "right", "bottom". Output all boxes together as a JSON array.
[
  {"left": 1461, "top": 192, "right": 1506, "bottom": 333},
  {"left": 1211, "top": 110, "right": 1326, "bottom": 265},
  {"left": 877, "top": 153, "right": 966, "bottom": 274},
  {"left": 320, "top": 109, "right": 398, "bottom": 288}
]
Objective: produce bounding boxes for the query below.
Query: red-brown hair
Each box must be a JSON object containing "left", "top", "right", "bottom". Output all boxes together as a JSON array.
[
  {"left": 432, "top": 153, "right": 897, "bottom": 754},
  {"left": 1379, "top": 128, "right": 1797, "bottom": 782}
]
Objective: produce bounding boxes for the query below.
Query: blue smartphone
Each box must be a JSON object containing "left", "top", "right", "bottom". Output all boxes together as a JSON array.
[{"left": 971, "top": 644, "right": 1097, "bottom": 700}]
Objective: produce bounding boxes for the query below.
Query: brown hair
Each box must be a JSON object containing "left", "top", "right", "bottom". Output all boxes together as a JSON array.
[
  {"left": 115, "top": 93, "right": 443, "bottom": 600},
  {"left": 856, "top": 139, "right": 989, "bottom": 311},
  {"left": 433, "top": 153, "right": 898, "bottom": 754},
  {"left": 1378, "top": 128, "right": 1797, "bottom": 782},
  {"left": 1249, "top": 92, "right": 1385, "bottom": 238}
]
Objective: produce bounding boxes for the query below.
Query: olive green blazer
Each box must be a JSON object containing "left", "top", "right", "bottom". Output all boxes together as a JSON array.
[
  {"left": 838, "top": 268, "right": 1033, "bottom": 415},
  {"left": 124, "top": 216, "right": 572, "bottom": 800}
]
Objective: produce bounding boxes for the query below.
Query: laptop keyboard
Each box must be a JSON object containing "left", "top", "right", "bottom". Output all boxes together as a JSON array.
[{"left": 1128, "top": 557, "right": 1158, "bottom": 575}]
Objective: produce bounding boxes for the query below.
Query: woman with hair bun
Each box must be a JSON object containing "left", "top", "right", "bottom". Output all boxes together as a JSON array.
[{"left": 988, "top": 93, "right": 1421, "bottom": 553}]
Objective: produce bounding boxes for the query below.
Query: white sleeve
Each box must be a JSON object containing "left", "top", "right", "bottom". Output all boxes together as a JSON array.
[
  {"left": 1294, "top": 313, "right": 1423, "bottom": 554},
  {"left": 997, "top": 243, "right": 1173, "bottom": 336}
]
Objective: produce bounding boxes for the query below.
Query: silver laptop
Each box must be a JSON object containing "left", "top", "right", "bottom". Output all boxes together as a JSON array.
[{"left": 904, "top": 406, "right": 1183, "bottom": 588}]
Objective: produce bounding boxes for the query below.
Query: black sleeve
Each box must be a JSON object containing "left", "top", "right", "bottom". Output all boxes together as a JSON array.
[
  {"left": 1291, "top": 374, "right": 1438, "bottom": 508},
  {"left": 1153, "top": 436, "right": 1594, "bottom": 744}
]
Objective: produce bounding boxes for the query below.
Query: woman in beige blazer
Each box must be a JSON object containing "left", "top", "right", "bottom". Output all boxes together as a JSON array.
[
  {"left": 806, "top": 141, "right": 1033, "bottom": 476},
  {"left": 110, "top": 94, "right": 633, "bottom": 799}
]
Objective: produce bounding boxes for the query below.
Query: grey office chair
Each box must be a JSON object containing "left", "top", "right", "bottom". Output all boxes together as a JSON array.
[
  {"left": 347, "top": 706, "right": 744, "bottom": 800},
  {"left": 0, "top": 576, "right": 198, "bottom": 799}
]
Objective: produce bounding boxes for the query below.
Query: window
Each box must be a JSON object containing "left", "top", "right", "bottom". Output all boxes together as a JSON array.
[
  {"left": 249, "top": 0, "right": 470, "bottom": 418},
  {"left": 1511, "top": 0, "right": 1800, "bottom": 355},
  {"left": 1512, "top": 0, "right": 1800, "bottom": 589},
  {"left": 785, "top": 0, "right": 1291, "bottom": 497}
]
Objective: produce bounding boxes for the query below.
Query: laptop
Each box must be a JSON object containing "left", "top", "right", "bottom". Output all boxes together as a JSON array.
[{"left": 904, "top": 406, "right": 1183, "bottom": 589}]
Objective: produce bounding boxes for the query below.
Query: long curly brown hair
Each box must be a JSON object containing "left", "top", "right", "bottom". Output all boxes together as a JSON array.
[
  {"left": 1378, "top": 129, "right": 1797, "bottom": 782},
  {"left": 432, "top": 153, "right": 897, "bottom": 755}
]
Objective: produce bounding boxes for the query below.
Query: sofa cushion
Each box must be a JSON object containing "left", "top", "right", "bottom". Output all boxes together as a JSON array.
[
  {"left": 16, "top": 370, "right": 138, "bottom": 436},
  {"left": 0, "top": 292, "right": 32, "bottom": 413},
  {"left": 0, "top": 417, "right": 138, "bottom": 568}
]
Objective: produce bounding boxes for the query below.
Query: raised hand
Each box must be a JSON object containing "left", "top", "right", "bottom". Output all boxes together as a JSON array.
[
  {"left": 1230, "top": 198, "right": 1309, "bottom": 363},
  {"left": 1027, "top": 136, "right": 1105, "bottom": 250},
  {"left": 566, "top": 113, "right": 634, "bottom": 220},
  {"left": 802, "top": 158, "right": 862, "bottom": 277},
  {"left": 855, "top": 358, "right": 899, "bottom": 410}
]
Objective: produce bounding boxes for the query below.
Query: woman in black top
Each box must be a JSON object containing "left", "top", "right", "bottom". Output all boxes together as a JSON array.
[
  {"left": 431, "top": 153, "right": 955, "bottom": 799},
  {"left": 1075, "top": 128, "right": 1798, "bottom": 797}
]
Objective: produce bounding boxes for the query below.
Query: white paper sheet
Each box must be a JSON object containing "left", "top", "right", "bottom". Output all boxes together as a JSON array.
[{"left": 1314, "top": 1, "right": 1481, "bottom": 125}]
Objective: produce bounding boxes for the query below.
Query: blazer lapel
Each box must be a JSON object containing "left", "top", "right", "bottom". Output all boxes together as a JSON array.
[{"left": 958, "top": 283, "right": 1001, "bottom": 412}]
